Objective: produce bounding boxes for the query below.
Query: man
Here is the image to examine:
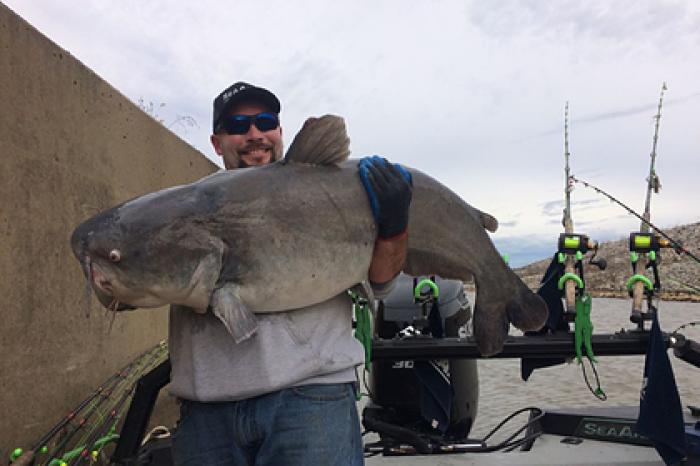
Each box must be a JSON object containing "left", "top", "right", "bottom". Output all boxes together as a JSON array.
[{"left": 168, "top": 82, "right": 412, "bottom": 465}]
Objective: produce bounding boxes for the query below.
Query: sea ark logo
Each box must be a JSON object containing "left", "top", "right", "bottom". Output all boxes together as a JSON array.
[{"left": 574, "top": 417, "right": 652, "bottom": 446}]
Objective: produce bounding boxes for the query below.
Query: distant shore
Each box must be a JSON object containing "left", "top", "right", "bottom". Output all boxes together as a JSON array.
[
  {"left": 463, "top": 284, "right": 700, "bottom": 302},
  {"left": 586, "top": 289, "right": 700, "bottom": 302}
]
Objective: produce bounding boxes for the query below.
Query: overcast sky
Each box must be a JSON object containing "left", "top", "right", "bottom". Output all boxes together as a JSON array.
[{"left": 7, "top": 0, "right": 700, "bottom": 266}]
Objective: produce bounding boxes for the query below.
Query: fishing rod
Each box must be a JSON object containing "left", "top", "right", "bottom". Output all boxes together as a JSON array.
[
  {"left": 557, "top": 102, "right": 608, "bottom": 400},
  {"left": 558, "top": 102, "right": 606, "bottom": 313},
  {"left": 72, "top": 383, "right": 139, "bottom": 466},
  {"left": 9, "top": 343, "right": 167, "bottom": 466},
  {"left": 61, "top": 344, "right": 167, "bottom": 466},
  {"left": 569, "top": 176, "right": 697, "bottom": 262},
  {"left": 10, "top": 355, "right": 145, "bottom": 465},
  {"left": 629, "top": 82, "right": 668, "bottom": 323},
  {"left": 54, "top": 344, "right": 166, "bottom": 466},
  {"left": 42, "top": 383, "right": 125, "bottom": 465},
  {"left": 41, "top": 352, "right": 150, "bottom": 465},
  {"left": 561, "top": 101, "right": 577, "bottom": 312},
  {"left": 76, "top": 351, "right": 167, "bottom": 465},
  {"left": 49, "top": 346, "right": 166, "bottom": 466}
]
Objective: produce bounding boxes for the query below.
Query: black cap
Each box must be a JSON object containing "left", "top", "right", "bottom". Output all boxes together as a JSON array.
[{"left": 212, "top": 82, "right": 281, "bottom": 132}]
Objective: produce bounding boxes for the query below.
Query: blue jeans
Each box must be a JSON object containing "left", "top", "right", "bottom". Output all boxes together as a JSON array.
[{"left": 171, "top": 383, "right": 363, "bottom": 466}]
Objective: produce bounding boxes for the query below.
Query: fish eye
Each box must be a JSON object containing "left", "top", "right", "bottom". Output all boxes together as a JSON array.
[{"left": 109, "top": 249, "right": 121, "bottom": 262}]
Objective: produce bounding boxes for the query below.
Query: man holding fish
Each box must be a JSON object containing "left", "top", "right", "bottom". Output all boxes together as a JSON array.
[
  {"left": 169, "top": 82, "right": 413, "bottom": 465},
  {"left": 71, "top": 80, "right": 548, "bottom": 465}
]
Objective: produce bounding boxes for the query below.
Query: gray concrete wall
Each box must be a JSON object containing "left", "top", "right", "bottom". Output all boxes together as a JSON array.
[{"left": 0, "top": 3, "right": 218, "bottom": 453}]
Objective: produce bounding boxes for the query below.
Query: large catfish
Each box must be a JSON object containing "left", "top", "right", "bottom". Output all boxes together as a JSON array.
[{"left": 71, "top": 115, "right": 547, "bottom": 356}]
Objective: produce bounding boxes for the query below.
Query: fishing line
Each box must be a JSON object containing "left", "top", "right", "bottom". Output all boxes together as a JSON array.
[
  {"left": 665, "top": 276, "right": 700, "bottom": 294},
  {"left": 672, "top": 321, "right": 700, "bottom": 335},
  {"left": 570, "top": 176, "right": 700, "bottom": 264},
  {"left": 580, "top": 358, "right": 607, "bottom": 401}
]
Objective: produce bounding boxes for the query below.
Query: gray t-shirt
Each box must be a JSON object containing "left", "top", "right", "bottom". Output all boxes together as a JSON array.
[{"left": 169, "top": 282, "right": 394, "bottom": 402}]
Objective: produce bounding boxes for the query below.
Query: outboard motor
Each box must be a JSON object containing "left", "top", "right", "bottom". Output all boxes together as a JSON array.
[{"left": 363, "top": 273, "right": 479, "bottom": 446}]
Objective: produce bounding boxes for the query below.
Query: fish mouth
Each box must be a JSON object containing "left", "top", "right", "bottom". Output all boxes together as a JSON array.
[
  {"left": 90, "top": 262, "right": 114, "bottom": 294},
  {"left": 84, "top": 259, "right": 137, "bottom": 311}
]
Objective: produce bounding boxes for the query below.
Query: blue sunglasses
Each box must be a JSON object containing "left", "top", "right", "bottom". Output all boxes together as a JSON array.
[{"left": 220, "top": 112, "right": 279, "bottom": 135}]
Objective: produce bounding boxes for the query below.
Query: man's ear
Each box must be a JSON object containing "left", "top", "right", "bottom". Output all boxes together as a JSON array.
[{"left": 210, "top": 134, "right": 223, "bottom": 155}]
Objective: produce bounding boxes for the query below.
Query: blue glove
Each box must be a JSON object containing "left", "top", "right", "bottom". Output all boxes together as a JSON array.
[{"left": 358, "top": 156, "right": 413, "bottom": 239}]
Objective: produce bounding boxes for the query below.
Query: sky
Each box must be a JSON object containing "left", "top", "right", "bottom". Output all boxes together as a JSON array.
[{"left": 6, "top": 0, "right": 700, "bottom": 267}]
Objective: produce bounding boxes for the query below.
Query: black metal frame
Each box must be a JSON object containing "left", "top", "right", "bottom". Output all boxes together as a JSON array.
[
  {"left": 111, "top": 359, "right": 172, "bottom": 465},
  {"left": 372, "top": 330, "right": 663, "bottom": 361}
]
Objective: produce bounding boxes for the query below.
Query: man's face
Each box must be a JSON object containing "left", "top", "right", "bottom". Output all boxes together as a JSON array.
[{"left": 211, "top": 101, "right": 283, "bottom": 169}]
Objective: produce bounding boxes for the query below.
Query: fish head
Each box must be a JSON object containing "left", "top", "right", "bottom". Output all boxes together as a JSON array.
[{"left": 71, "top": 200, "right": 224, "bottom": 311}]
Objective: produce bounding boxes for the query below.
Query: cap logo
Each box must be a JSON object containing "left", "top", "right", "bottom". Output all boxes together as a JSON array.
[{"left": 222, "top": 84, "right": 248, "bottom": 103}]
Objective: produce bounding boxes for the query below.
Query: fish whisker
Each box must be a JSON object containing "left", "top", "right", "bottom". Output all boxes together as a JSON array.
[
  {"left": 107, "top": 309, "right": 117, "bottom": 333},
  {"left": 83, "top": 256, "right": 93, "bottom": 319}
]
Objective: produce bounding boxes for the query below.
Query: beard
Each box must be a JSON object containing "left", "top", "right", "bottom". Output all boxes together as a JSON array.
[
  {"left": 238, "top": 143, "right": 284, "bottom": 168},
  {"left": 224, "top": 141, "right": 284, "bottom": 169}
]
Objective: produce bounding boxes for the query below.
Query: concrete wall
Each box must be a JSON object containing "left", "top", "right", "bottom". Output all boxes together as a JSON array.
[{"left": 0, "top": 3, "right": 218, "bottom": 453}]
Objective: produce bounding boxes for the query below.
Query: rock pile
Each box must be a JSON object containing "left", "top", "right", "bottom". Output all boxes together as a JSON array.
[{"left": 515, "top": 222, "right": 700, "bottom": 302}]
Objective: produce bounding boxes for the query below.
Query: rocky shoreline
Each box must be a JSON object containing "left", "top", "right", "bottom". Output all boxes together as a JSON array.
[{"left": 512, "top": 221, "right": 700, "bottom": 303}]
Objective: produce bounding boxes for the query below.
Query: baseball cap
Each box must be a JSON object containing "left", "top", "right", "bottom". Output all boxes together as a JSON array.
[{"left": 212, "top": 82, "right": 281, "bottom": 132}]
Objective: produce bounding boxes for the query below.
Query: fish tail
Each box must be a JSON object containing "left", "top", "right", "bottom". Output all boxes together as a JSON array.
[
  {"left": 473, "top": 278, "right": 548, "bottom": 357},
  {"left": 506, "top": 283, "right": 549, "bottom": 332},
  {"left": 472, "top": 286, "right": 510, "bottom": 357}
]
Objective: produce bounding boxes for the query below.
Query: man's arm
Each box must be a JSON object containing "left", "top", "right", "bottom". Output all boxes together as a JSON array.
[
  {"left": 359, "top": 156, "right": 412, "bottom": 285},
  {"left": 369, "top": 232, "right": 408, "bottom": 285}
]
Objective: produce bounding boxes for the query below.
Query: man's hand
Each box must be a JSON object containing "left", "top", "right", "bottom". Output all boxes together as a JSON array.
[{"left": 358, "top": 156, "right": 413, "bottom": 239}]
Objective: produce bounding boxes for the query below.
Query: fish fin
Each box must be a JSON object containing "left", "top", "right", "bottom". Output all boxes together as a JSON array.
[
  {"left": 283, "top": 115, "right": 350, "bottom": 165},
  {"left": 211, "top": 284, "right": 258, "bottom": 343},
  {"left": 479, "top": 210, "right": 498, "bottom": 233}
]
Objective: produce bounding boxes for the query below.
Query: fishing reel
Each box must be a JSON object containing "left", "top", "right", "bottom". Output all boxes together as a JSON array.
[
  {"left": 628, "top": 233, "right": 674, "bottom": 286},
  {"left": 628, "top": 232, "right": 665, "bottom": 291},
  {"left": 627, "top": 232, "right": 674, "bottom": 325},
  {"left": 557, "top": 233, "right": 607, "bottom": 318},
  {"left": 557, "top": 233, "right": 607, "bottom": 272},
  {"left": 629, "top": 232, "right": 672, "bottom": 253}
]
